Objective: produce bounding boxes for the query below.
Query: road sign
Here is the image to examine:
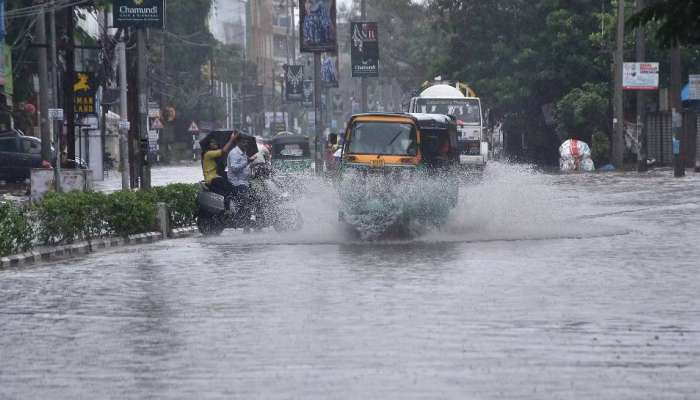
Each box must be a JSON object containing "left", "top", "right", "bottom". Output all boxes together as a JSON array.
[
  {"left": 188, "top": 121, "right": 199, "bottom": 132},
  {"left": 623, "top": 62, "right": 659, "bottom": 90},
  {"left": 48, "top": 108, "right": 64, "bottom": 120},
  {"left": 118, "top": 119, "right": 131, "bottom": 130},
  {"left": 689, "top": 75, "right": 700, "bottom": 100}
]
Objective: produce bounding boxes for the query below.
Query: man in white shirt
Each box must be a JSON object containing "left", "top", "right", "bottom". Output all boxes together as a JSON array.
[{"left": 227, "top": 132, "right": 257, "bottom": 214}]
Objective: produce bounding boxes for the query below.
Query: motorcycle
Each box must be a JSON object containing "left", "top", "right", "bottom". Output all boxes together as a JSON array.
[{"left": 196, "top": 163, "right": 303, "bottom": 236}]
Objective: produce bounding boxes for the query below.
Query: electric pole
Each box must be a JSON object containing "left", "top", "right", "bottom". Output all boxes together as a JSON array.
[
  {"left": 612, "top": 0, "right": 625, "bottom": 169},
  {"left": 636, "top": 0, "right": 647, "bottom": 172},
  {"left": 36, "top": 7, "right": 51, "bottom": 162},
  {"left": 50, "top": 5, "right": 61, "bottom": 192},
  {"left": 314, "top": 52, "right": 322, "bottom": 174},
  {"left": 137, "top": 29, "right": 151, "bottom": 189},
  {"left": 64, "top": 5, "right": 76, "bottom": 160},
  {"left": 671, "top": 46, "right": 684, "bottom": 177},
  {"left": 118, "top": 40, "right": 130, "bottom": 191},
  {"left": 360, "top": 0, "right": 367, "bottom": 113}
]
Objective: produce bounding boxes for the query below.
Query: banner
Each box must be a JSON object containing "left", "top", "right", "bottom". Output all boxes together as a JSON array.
[
  {"left": 623, "top": 62, "right": 659, "bottom": 90},
  {"left": 73, "top": 72, "right": 98, "bottom": 116},
  {"left": 351, "top": 22, "right": 379, "bottom": 77},
  {"left": 113, "top": 0, "right": 165, "bottom": 29},
  {"left": 321, "top": 52, "right": 339, "bottom": 88},
  {"left": 302, "top": 80, "right": 314, "bottom": 107},
  {"left": 285, "top": 65, "right": 304, "bottom": 102},
  {"left": 299, "top": 0, "right": 337, "bottom": 53}
]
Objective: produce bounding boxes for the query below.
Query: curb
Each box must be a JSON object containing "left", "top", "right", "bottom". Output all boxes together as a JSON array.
[
  {"left": 170, "top": 226, "right": 199, "bottom": 239},
  {"left": 0, "top": 227, "right": 199, "bottom": 269}
]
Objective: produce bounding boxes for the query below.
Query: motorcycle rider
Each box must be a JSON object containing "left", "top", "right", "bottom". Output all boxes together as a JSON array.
[
  {"left": 202, "top": 133, "right": 237, "bottom": 196},
  {"left": 227, "top": 132, "right": 257, "bottom": 219}
]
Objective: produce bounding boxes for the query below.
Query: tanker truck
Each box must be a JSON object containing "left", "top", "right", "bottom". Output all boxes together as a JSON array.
[{"left": 408, "top": 82, "right": 488, "bottom": 168}]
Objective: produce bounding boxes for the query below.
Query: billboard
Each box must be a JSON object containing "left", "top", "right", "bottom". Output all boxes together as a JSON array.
[
  {"left": 351, "top": 22, "right": 379, "bottom": 78},
  {"left": 73, "top": 72, "right": 98, "bottom": 116},
  {"left": 321, "top": 52, "right": 339, "bottom": 88},
  {"left": 299, "top": 0, "right": 337, "bottom": 53},
  {"left": 623, "top": 62, "right": 659, "bottom": 90},
  {"left": 113, "top": 0, "right": 165, "bottom": 29},
  {"left": 285, "top": 65, "right": 304, "bottom": 102}
]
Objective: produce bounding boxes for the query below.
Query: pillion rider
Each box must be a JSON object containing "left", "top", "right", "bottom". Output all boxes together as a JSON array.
[{"left": 202, "top": 132, "right": 237, "bottom": 196}]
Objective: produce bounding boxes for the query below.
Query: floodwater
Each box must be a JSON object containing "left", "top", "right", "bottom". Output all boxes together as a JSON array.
[{"left": 1, "top": 163, "right": 699, "bottom": 399}]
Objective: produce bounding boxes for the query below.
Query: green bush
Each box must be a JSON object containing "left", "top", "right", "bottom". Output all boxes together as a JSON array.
[
  {"left": 35, "top": 191, "right": 108, "bottom": 245},
  {"left": 103, "top": 190, "right": 157, "bottom": 237},
  {"left": 0, "top": 202, "right": 34, "bottom": 257},
  {"left": 29, "top": 183, "right": 198, "bottom": 247},
  {"left": 148, "top": 183, "right": 199, "bottom": 228}
]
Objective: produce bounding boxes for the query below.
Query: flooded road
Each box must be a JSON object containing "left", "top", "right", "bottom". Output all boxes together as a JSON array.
[{"left": 1, "top": 163, "right": 699, "bottom": 399}]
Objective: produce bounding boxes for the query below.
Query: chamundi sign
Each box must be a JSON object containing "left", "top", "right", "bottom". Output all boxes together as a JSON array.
[{"left": 113, "top": 0, "right": 165, "bottom": 29}]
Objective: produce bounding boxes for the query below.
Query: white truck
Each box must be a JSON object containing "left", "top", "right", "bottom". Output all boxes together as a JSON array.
[{"left": 408, "top": 83, "right": 488, "bottom": 167}]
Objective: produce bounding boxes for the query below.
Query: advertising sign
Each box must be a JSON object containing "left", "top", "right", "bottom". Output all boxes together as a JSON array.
[
  {"left": 285, "top": 65, "right": 304, "bottom": 102},
  {"left": 302, "top": 80, "right": 314, "bottom": 107},
  {"left": 48, "top": 108, "right": 64, "bottom": 120},
  {"left": 351, "top": 22, "right": 379, "bottom": 78},
  {"left": 623, "top": 62, "right": 659, "bottom": 90},
  {"left": 321, "top": 52, "right": 339, "bottom": 88},
  {"left": 299, "top": 0, "right": 337, "bottom": 53},
  {"left": 73, "top": 72, "right": 98, "bottom": 116},
  {"left": 689, "top": 75, "right": 700, "bottom": 100},
  {"left": 113, "top": 0, "right": 165, "bottom": 29}
]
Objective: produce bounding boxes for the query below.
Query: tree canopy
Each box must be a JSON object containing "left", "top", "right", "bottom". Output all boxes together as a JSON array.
[{"left": 628, "top": 0, "right": 700, "bottom": 47}]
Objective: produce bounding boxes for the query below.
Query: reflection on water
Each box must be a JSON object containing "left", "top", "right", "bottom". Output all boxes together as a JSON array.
[{"left": 2, "top": 162, "right": 700, "bottom": 399}]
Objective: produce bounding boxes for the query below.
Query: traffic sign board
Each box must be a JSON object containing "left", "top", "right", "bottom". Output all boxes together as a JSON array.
[
  {"left": 188, "top": 121, "right": 200, "bottom": 132},
  {"left": 48, "top": 108, "right": 64, "bottom": 120}
]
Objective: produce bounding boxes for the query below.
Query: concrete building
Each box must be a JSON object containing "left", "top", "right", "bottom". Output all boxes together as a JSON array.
[{"left": 209, "top": 0, "right": 247, "bottom": 50}]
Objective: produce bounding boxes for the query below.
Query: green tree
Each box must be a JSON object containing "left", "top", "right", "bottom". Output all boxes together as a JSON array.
[{"left": 628, "top": 0, "right": 700, "bottom": 47}]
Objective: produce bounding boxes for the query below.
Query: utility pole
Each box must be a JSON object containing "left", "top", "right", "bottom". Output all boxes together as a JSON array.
[
  {"left": 636, "top": 0, "right": 647, "bottom": 172},
  {"left": 118, "top": 40, "right": 130, "bottom": 191},
  {"left": 671, "top": 46, "right": 684, "bottom": 177},
  {"left": 137, "top": 29, "right": 150, "bottom": 189},
  {"left": 50, "top": 7, "right": 58, "bottom": 107},
  {"left": 50, "top": 5, "right": 61, "bottom": 192},
  {"left": 65, "top": 5, "right": 76, "bottom": 160},
  {"left": 314, "top": 52, "right": 322, "bottom": 174},
  {"left": 36, "top": 7, "right": 51, "bottom": 162},
  {"left": 612, "top": 0, "right": 625, "bottom": 169},
  {"left": 360, "top": 0, "right": 367, "bottom": 113}
]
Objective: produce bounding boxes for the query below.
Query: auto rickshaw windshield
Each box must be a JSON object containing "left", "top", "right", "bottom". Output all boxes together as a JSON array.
[{"left": 348, "top": 122, "right": 417, "bottom": 156}]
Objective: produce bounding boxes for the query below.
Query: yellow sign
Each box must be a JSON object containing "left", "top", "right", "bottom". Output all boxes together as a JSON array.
[{"left": 73, "top": 72, "right": 97, "bottom": 115}]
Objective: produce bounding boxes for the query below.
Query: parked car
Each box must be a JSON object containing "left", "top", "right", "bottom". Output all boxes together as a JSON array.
[
  {"left": 0, "top": 130, "right": 45, "bottom": 182},
  {"left": 0, "top": 130, "right": 87, "bottom": 182}
]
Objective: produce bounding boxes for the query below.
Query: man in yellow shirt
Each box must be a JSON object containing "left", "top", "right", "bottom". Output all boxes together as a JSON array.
[{"left": 202, "top": 131, "right": 238, "bottom": 196}]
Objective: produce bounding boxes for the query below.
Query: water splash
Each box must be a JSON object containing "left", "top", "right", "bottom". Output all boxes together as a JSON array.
[{"left": 201, "top": 162, "right": 626, "bottom": 245}]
